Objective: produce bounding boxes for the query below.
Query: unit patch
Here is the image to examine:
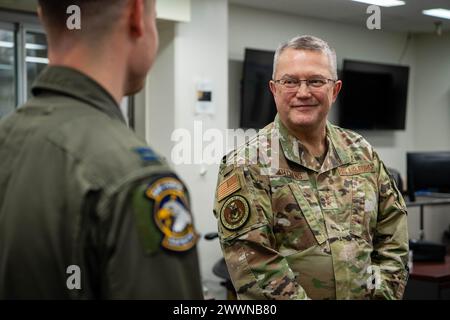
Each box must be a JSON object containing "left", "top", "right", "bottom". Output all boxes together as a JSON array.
[
  {"left": 145, "top": 177, "right": 198, "bottom": 252},
  {"left": 220, "top": 195, "right": 250, "bottom": 231}
]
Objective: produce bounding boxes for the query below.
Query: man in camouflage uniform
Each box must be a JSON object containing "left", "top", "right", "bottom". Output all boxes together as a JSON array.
[
  {"left": 0, "top": 0, "right": 202, "bottom": 299},
  {"left": 214, "top": 35, "right": 409, "bottom": 300}
]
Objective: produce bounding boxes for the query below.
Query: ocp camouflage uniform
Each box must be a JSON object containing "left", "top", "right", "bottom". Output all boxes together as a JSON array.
[{"left": 213, "top": 114, "right": 409, "bottom": 300}]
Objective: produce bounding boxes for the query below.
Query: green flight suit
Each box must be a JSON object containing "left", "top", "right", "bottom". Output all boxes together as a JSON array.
[{"left": 0, "top": 66, "right": 203, "bottom": 299}]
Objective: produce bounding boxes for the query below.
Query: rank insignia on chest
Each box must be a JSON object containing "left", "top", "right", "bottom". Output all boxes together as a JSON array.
[
  {"left": 220, "top": 195, "right": 250, "bottom": 230},
  {"left": 145, "top": 177, "right": 199, "bottom": 252}
]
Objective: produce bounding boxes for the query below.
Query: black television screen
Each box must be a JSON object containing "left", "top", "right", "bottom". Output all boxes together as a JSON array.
[
  {"left": 240, "top": 48, "right": 277, "bottom": 129},
  {"left": 338, "top": 60, "right": 409, "bottom": 130},
  {"left": 407, "top": 152, "right": 450, "bottom": 202}
]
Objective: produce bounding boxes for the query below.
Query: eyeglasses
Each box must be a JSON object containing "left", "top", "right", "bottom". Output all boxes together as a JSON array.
[{"left": 273, "top": 78, "right": 337, "bottom": 90}]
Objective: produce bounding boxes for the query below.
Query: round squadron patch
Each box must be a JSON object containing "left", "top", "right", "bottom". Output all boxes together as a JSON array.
[
  {"left": 145, "top": 177, "right": 199, "bottom": 252},
  {"left": 220, "top": 195, "right": 250, "bottom": 230}
]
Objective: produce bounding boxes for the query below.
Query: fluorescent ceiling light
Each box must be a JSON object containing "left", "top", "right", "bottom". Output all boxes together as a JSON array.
[
  {"left": 26, "top": 43, "right": 47, "bottom": 50},
  {"left": 26, "top": 57, "right": 49, "bottom": 64},
  {"left": 351, "top": 0, "right": 405, "bottom": 7},
  {"left": 0, "top": 41, "right": 47, "bottom": 50},
  {"left": 422, "top": 8, "right": 450, "bottom": 20},
  {"left": 0, "top": 40, "right": 14, "bottom": 48}
]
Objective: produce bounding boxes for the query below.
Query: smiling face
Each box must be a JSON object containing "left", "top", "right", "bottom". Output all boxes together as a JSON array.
[{"left": 269, "top": 48, "right": 342, "bottom": 135}]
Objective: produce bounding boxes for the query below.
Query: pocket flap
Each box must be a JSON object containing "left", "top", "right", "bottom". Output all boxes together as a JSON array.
[{"left": 289, "top": 183, "right": 327, "bottom": 245}]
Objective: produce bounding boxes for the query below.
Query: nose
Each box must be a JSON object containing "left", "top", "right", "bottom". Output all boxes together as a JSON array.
[{"left": 295, "top": 81, "right": 312, "bottom": 98}]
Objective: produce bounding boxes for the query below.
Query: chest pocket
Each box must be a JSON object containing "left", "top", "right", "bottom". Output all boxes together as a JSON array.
[
  {"left": 339, "top": 164, "right": 378, "bottom": 243},
  {"left": 271, "top": 180, "right": 327, "bottom": 253}
]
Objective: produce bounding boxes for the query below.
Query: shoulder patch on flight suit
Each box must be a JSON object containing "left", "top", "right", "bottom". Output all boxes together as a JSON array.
[
  {"left": 144, "top": 177, "right": 199, "bottom": 252},
  {"left": 220, "top": 195, "right": 250, "bottom": 230},
  {"left": 338, "top": 163, "right": 374, "bottom": 176},
  {"left": 217, "top": 173, "right": 241, "bottom": 202}
]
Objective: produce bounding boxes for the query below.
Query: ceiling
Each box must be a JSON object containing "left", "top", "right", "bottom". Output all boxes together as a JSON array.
[
  {"left": 0, "top": 0, "right": 36, "bottom": 13},
  {"left": 1, "top": 0, "right": 449, "bottom": 34},
  {"left": 229, "top": 0, "right": 450, "bottom": 33}
]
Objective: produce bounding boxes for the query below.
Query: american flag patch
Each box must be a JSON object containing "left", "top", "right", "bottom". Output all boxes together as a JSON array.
[{"left": 217, "top": 174, "right": 241, "bottom": 202}]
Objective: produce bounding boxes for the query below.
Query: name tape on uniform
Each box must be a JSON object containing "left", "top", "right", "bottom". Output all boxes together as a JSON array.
[{"left": 276, "top": 168, "right": 309, "bottom": 181}]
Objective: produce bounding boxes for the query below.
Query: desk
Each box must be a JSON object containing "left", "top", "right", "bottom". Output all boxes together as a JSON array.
[
  {"left": 405, "top": 195, "right": 450, "bottom": 240},
  {"left": 404, "top": 255, "right": 450, "bottom": 299}
]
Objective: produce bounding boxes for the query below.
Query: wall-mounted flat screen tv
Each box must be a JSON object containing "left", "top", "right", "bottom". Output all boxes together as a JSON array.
[
  {"left": 240, "top": 48, "right": 277, "bottom": 129},
  {"left": 339, "top": 59, "right": 409, "bottom": 130}
]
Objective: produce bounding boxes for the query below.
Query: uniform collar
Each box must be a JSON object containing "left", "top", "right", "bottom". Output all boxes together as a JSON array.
[
  {"left": 31, "top": 66, "right": 125, "bottom": 123},
  {"left": 275, "top": 114, "right": 352, "bottom": 173}
]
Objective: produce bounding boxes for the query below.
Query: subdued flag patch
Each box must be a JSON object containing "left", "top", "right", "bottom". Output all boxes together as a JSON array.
[{"left": 217, "top": 174, "right": 241, "bottom": 202}]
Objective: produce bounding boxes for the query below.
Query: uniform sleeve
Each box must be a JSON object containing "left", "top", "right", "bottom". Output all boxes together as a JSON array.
[
  {"left": 97, "top": 173, "right": 204, "bottom": 299},
  {"left": 371, "top": 152, "right": 409, "bottom": 300},
  {"left": 214, "top": 161, "right": 309, "bottom": 300}
]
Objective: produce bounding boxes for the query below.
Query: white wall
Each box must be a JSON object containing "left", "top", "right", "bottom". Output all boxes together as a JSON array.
[
  {"left": 173, "top": 0, "right": 228, "bottom": 297},
  {"left": 408, "top": 32, "right": 450, "bottom": 243},
  {"left": 143, "top": 0, "right": 229, "bottom": 298},
  {"left": 144, "top": 21, "right": 176, "bottom": 160},
  {"left": 413, "top": 32, "right": 450, "bottom": 151}
]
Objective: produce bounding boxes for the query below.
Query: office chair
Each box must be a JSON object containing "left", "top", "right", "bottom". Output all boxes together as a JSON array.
[{"left": 387, "top": 167, "right": 404, "bottom": 193}]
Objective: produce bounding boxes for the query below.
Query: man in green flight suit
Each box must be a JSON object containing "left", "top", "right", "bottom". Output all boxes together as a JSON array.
[
  {"left": 214, "top": 35, "right": 409, "bottom": 300},
  {"left": 0, "top": 0, "right": 203, "bottom": 299}
]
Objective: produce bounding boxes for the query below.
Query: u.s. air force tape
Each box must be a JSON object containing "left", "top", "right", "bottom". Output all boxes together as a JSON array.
[{"left": 220, "top": 195, "right": 250, "bottom": 231}]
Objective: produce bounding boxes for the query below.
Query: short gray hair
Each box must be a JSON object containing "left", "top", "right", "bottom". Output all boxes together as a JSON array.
[{"left": 272, "top": 35, "right": 338, "bottom": 80}]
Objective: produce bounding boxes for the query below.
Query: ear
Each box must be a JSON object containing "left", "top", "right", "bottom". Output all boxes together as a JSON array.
[
  {"left": 332, "top": 80, "right": 342, "bottom": 102},
  {"left": 128, "top": 0, "right": 145, "bottom": 38},
  {"left": 37, "top": 5, "right": 43, "bottom": 21},
  {"left": 269, "top": 80, "right": 277, "bottom": 96}
]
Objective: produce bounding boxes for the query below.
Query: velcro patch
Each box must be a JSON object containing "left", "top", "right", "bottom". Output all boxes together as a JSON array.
[
  {"left": 338, "top": 163, "right": 374, "bottom": 176},
  {"left": 217, "top": 174, "right": 241, "bottom": 202},
  {"left": 134, "top": 147, "right": 158, "bottom": 162},
  {"left": 145, "top": 177, "right": 199, "bottom": 252},
  {"left": 220, "top": 195, "right": 250, "bottom": 231},
  {"left": 276, "top": 168, "right": 309, "bottom": 180}
]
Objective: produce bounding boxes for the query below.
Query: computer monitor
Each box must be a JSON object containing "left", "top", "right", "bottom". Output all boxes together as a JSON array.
[{"left": 407, "top": 151, "right": 450, "bottom": 202}]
